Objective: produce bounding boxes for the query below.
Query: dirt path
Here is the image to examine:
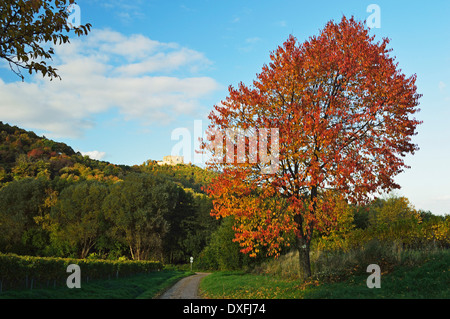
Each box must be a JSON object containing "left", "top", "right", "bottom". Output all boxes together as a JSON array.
[{"left": 158, "top": 272, "right": 211, "bottom": 299}]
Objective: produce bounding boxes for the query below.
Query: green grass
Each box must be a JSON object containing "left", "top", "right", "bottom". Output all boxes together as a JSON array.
[
  {"left": 303, "top": 252, "right": 450, "bottom": 298},
  {"left": 200, "top": 250, "right": 450, "bottom": 299},
  {"left": 200, "top": 271, "right": 308, "bottom": 299},
  {"left": 0, "top": 270, "right": 193, "bottom": 299}
]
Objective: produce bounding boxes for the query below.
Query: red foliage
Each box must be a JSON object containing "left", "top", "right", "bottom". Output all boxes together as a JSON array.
[
  {"left": 27, "top": 148, "right": 44, "bottom": 159},
  {"left": 203, "top": 16, "right": 422, "bottom": 260}
]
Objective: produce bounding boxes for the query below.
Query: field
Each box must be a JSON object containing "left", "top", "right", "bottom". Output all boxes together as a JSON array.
[
  {"left": 0, "top": 270, "right": 192, "bottom": 299},
  {"left": 199, "top": 248, "right": 450, "bottom": 299}
]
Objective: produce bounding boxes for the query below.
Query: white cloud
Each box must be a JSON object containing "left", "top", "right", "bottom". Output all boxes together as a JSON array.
[
  {"left": 435, "top": 195, "right": 450, "bottom": 201},
  {"left": 245, "top": 37, "right": 261, "bottom": 44},
  {"left": 81, "top": 150, "right": 106, "bottom": 161},
  {"left": 115, "top": 47, "right": 211, "bottom": 76},
  {"left": 238, "top": 37, "right": 263, "bottom": 53},
  {"left": 0, "top": 29, "right": 220, "bottom": 138},
  {"left": 94, "top": 0, "right": 146, "bottom": 24},
  {"left": 438, "top": 81, "right": 446, "bottom": 91}
]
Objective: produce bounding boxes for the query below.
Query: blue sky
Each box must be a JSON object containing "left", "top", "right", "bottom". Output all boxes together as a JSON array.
[{"left": 0, "top": 0, "right": 449, "bottom": 215}]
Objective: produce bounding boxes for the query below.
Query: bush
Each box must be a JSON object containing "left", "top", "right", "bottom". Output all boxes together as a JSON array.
[
  {"left": 196, "top": 217, "right": 259, "bottom": 271},
  {"left": 254, "top": 240, "right": 447, "bottom": 283},
  {"left": 0, "top": 253, "right": 162, "bottom": 292}
]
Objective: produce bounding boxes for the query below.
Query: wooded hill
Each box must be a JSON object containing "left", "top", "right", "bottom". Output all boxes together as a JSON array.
[{"left": 0, "top": 121, "right": 218, "bottom": 263}]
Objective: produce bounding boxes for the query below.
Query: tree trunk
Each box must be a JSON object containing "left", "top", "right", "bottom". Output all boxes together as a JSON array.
[
  {"left": 295, "top": 185, "right": 317, "bottom": 280},
  {"left": 129, "top": 246, "right": 135, "bottom": 260},
  {"left": 296, "top": 236, "right": 312, "bottom": 280},
  {"left": 81, "top": 238, "right": 94, "bottom": 259}
]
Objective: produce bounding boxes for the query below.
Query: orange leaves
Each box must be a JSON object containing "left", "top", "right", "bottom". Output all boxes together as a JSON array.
[
  {"left": 206, "top": 168, "right": 295, "bottom": 258},
  {"left": 203, "top": 15, "right": 421, "bottom": 260}
]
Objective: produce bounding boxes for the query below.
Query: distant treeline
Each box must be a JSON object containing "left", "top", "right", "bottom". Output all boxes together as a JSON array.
[{"left": 0, "top": 121, "right": 219, "bottom": 263}]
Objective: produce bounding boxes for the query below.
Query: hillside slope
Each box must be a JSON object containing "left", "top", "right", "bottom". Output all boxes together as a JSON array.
[{"left": 0, "top": 121, "right": 218, "bottom": 262}]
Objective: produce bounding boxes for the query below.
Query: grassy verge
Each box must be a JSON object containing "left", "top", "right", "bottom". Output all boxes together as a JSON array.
[
  {"left": 0, "top": 270, "right": 193, "bottom": 299},
  {"left": 200, "top": 271, "right": 307, "bottom": 299},
  {"left": 303, "top": 251, "right": 450, "bottom": 298},
  {"left": 200, "top": 249, "right": 450, "bottom": 299}
]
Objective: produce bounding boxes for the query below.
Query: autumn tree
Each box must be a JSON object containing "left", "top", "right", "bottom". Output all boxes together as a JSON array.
[
  {"left": 203, "top": 16, "right": 422, "bottom": 279},
  {"left": 0, "top": 0, "right": 91, "bottom": 80},
  {"left": 50, "top": 180, "right": 109, "bottom": 259},
  {"left": 0, "top": 177, "right": 51, "bottom": 255},
  {"left": 102, "top": 173, "right": 176, "bottom": 261}
]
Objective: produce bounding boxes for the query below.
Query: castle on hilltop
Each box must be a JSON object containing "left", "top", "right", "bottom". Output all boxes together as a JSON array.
[{"left": 157, "top": 155, "right": 184, "bottom": 166}]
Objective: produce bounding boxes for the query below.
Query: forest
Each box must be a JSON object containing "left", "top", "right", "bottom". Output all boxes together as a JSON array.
[{"left": 0, "top": 121, "right": 218, "bottom": 264}]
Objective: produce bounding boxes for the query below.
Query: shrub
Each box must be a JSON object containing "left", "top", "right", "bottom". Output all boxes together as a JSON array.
[{"left": 0, "top": 253, "right": 162, "bottom": 292}]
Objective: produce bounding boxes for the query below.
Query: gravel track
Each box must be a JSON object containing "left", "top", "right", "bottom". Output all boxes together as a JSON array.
[{"left": 158, "top": 272, "right": 211, "bottom": 299}]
